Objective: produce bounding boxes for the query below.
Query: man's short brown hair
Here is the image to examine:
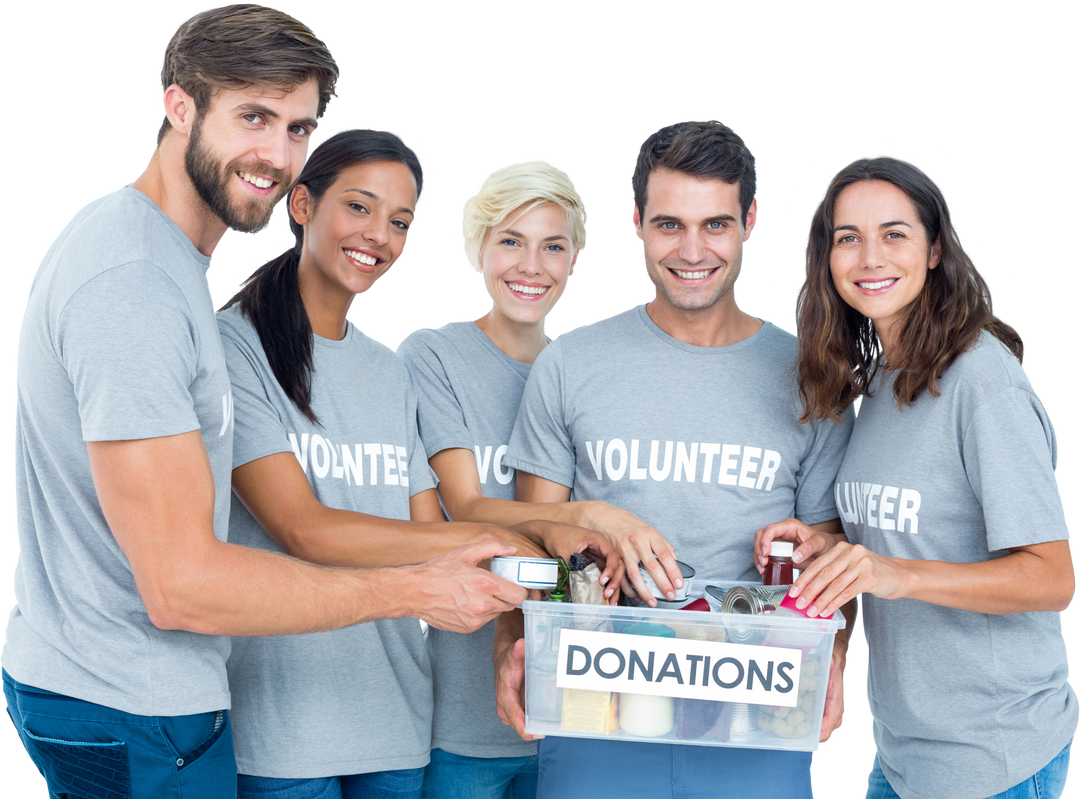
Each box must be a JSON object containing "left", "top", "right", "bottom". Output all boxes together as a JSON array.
[{"left": 157, "top": 4, "right": 339, "bottom": 143}]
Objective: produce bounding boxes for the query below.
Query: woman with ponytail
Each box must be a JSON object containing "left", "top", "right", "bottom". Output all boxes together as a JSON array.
[
  {"left": 216, "top": 131, "right": 612, "bottom": 799},
  {"left": 756, "top": 158, "right": 1074, "bottom": 799}
]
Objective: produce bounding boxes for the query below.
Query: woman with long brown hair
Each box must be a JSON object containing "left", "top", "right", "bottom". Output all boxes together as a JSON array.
[{"left": 756, "top": 157, "right": 1075, "bottom": 799}]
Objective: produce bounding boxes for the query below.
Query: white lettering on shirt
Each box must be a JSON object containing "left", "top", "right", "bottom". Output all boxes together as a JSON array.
[
  {"left": 581, "top": 439, "right": 783, "bottom": 492},
  {"left": 836, "top": 481, "right": 921, "bottom": 534}
]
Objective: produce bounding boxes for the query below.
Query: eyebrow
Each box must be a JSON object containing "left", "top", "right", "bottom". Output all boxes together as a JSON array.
[
  {"left": 648, "top": 214, "right": 737, "bottom": 226},
  {"left": 497, "top": 228, "right": 568, "bottom": 242},
  {"left": 342, "top": 188, "right": 414, "bottom": 216},
  {"left": 236, "top": 102, "right": 318, "bottom": 130},
  {"left": 833, "top": 220, "right": 913, "bottom": 233}
]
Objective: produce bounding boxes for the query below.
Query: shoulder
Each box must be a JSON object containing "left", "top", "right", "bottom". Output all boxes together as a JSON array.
[
  {"left": 944, "top": 332, "right": 1032, "bottom": 398},
  {"left": 399, "top": 322, "right": 461, "bottom": 356},
  {"left": 216, "top": 303, "right": 258, "bottom": 348},
  {"left": 547, "top": 307, "right": 642, "bottom": 352},
  {"left": 346, "top": 325, "right": 406, "bottom": 375}
]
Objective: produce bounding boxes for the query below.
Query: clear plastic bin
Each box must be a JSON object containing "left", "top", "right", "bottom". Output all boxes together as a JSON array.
[{"left": 522, "top": 579, "right": 845, "bottom": 751}]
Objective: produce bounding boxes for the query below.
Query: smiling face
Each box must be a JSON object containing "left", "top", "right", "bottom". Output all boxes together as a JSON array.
[
  {"left": 829, "top": 180, "right": 941, "bottom": 352},
  {"left": 293, "top": 160, "right": 418, "bottom": 305},
  {"left": 480, "top": 202, "right": 577, "bottom": 327},
  {"left": 184, "top": 79, "right": 320, "bottom": 233},
  {"left": 634, "top": 167, "right": 756, "bottom": 316}
]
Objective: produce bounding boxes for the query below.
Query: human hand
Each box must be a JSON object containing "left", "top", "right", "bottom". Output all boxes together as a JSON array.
[
  {"left": 788, "top": 542, "right": 905, "bottom": 618},
  {"left": 575, "top": 501, "right": 680, "bottom": 606},
  {"left": 406, "top": 540, "right": 527, "bottom": 633},
  {"left": 754, "top": 518, "right": 841, "bottom": 575},
  {"left": 517, "top": 520, "right": 625, "bottom": 597},
  {"left": 819, "top": 644, "right": 846, "bottom": 742},
  {"left": 494, "top": 636, "right": 543, "bottom": 740}
]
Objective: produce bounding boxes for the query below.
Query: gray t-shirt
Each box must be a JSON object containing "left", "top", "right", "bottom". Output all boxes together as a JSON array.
[
  {"left": 4, "top": 188, "right": 234, "bottom": 717},
  {"left": 836, "top": 333, "right": 1076, "bottom": 799},
  {"left": 218, "top": 304, "right": 436, "bottom": 778},
  {"left": 398, "top": 321, "right": 537, "bottom": 758},
  {"left": 506, "top": 306, "right": 852, "bottom": 580}
]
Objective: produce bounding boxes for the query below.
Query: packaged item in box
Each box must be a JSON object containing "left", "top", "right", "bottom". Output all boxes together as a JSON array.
[{"left": 523, "top": 579, "right": 844, "bottom": 752}]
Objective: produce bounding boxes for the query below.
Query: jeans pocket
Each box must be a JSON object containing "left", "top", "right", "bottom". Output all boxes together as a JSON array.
[
  {"left": 22, "top": 727, "right": 133, "bottom": 799},
  {"left": 173, "top": 711, "right": 237, "bottom": 799}
]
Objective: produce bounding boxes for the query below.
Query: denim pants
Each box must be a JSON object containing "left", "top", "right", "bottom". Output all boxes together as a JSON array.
[
  {"left": 421, "top": 748, "right": 537, "bottom": 799},
  {"left": 237, "top": 768, "right": 424, "bottom": 799},
  {"left": 4, "top": 669, "right": 237, "bottom": 799},
  {"left": 866, "top": 742, "right": 1071, "bottom": 799}
]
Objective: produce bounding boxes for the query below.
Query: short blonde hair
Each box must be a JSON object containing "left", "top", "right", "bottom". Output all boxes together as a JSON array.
[{"left": 463, "top": 161, "right": 586, "bottom": 271}]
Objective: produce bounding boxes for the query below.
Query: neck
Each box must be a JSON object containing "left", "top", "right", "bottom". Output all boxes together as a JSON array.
[
  {"left": 474, "top": 308, "right": 547, "bottom": 364},
  {"left": 646, "top": 291, "right": 762, "bottom": 348},
  {"left": 297, "top": 255, "right": 353, "bottom": 341},
  {"left": 130, "top": 134, "right": 228, "bottom": 257}
]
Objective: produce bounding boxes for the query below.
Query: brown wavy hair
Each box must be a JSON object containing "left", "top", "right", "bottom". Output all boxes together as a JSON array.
[{"left": 796, "top": 157, "right": 1022, "bottom": 423}]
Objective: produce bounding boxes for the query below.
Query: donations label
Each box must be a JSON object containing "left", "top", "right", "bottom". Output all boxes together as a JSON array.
[{"left": 556, "top": 629, "right": 803, "bottom": 707}]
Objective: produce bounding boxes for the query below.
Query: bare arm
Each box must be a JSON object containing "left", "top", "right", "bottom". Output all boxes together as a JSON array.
[
  {"left": 231, "top": 452, "right": 547, "bottom": 566},
  {"left": 514, "top": 469, "right": 680, "bottom": 605},
  {"left": 88, "top": 432, "right": 526, "bottom": 636},
  {"left": 755, "top": 517, "right": 1073, "bottom": 617}
]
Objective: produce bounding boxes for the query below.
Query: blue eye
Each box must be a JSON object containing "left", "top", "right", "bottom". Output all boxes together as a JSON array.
[{"left": 545, "top": 244, "right": 564, "bottom": 252}]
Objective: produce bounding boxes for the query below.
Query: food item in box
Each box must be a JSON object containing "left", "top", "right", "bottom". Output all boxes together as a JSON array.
[
  {"left": 561, "top": 688, "right": 618, "bottom": 734},
  {"left": 758, "top": 658, "right": 821, "bottom": 739},
  {"left": 620, "top": 693, "right": 674, "bottom": 737},
  {"left": 676, "top": 698, "right": 730, "bottom": 741},
  {"left": 569, "top": 554, "right": 606, "bottom": 605}
]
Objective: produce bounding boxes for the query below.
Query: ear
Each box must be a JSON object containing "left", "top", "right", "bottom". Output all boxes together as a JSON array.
[
  {"left": 163, "top": 84, "right": 197, "bottom": 137},
  {"left": 633, "top": 202, "right": 644, "bottom": 242},
  {"left": 742, "top": 198, "right": 758, "bottom": 241},
  {"left": 290, "top": 184, "right": 312, "bottom": 225},
  {"left": 568, "top": 249, "right": 579, "bottom": 277},
  {"left": 929, "top": 237, "right": 942, "bottom": 270}
]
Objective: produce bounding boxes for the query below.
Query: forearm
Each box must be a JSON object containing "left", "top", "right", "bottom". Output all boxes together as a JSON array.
[
  {"left": 494, "top": 607, "right": 526, "bottom": 663},
  {"left": 143, "top": 539, "right": 414, "bottom": 636},
  {"left": 893, "top": 544, "right": 1073, "bottom": 613},
  {"left": 447, "top": 491, "right": 577, "bottom": 531},
  {"left": 272, "top": 502, "right": 511, "bottom": 567}
]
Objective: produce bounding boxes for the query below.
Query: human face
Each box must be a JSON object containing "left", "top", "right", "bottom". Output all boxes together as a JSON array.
[
  {"left": 634, "top": 167, "right": 756, "bottom": 315},
  {"left": 292, "top": 160, "right": 417, "bottom": 301},
  {"left": 480, "top": 203, "right": 577, "bottom": 327},
  {"left": 184, "top": 80, "right": 320, "bottom": 233},
  {"left": 829, "top": 180, "right": 941, "bottom": 351}
]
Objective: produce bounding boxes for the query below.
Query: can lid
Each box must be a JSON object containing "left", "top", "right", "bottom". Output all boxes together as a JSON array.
[{"left": 770, "top": 541, "right": 794, "bottom": 558}]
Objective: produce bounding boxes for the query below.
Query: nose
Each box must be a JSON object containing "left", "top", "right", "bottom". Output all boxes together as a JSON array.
[
  {"left": 362, "top": 218, "right": 390, "bottom": 247},
  {"left": 860, "top": 236, "right": 886, "bottom": 270},
  {"left": 255, "top": 127, "right": 291, "bottom": 173},
  {"left": 519, "top": 246, "right": 543, "bottom": 276},
  {"left": 680, "top": 229, "right": 706, "bottom": 264}
]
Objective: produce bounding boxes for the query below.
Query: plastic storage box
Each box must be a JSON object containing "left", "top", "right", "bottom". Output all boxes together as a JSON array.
[{"left": 522, "top": 580, "right": 845, "bottom": 751}]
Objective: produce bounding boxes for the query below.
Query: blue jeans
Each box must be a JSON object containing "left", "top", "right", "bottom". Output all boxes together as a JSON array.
[
  {"left": 4, "top": 669, "right": 236, "bottom": 799},
  {"left": 421, "top": 748, "right": 537, "bottom": 799},
  {"left": 866, "top": 743, "right": 1071, "bottom": 799},
  {"left": 238, "top": 768, "right": 424, "bottom": 799},
  {"left": 536, "top": 737, "right": 812, "bottom": 799}
]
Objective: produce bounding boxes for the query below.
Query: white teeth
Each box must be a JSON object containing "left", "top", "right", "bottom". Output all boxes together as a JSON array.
[
  {"left": 508, "top": 282, "right": 548, "bottom": 296},
  {"left": 345, "top": 249, "right": 378, "bottom": 266},
  {"left": 240, "top": 172, "right": 273, "bottom": 189},
  {"left": 858, "top": 278, "right": 898, "bottom": 290},
  {"left": 673, "top": 269, "right": 715, "bottom": 280}
]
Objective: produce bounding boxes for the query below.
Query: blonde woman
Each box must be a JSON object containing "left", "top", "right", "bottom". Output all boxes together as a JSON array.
[{"left": 399, "top": 163, "right": 681, "bottom": 798}]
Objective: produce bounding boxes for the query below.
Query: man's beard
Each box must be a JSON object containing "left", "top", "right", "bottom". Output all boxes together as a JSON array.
[{"left": 184, "top": 115, "right": 289, "bottom": 234}]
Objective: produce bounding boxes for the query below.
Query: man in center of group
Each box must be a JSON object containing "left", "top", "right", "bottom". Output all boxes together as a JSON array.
[{"left": 495, "top": 120, "right": 854, "bottom": 797}]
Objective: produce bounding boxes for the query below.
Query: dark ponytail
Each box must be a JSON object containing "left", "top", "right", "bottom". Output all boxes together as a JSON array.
[{"left": 221, "top": 129, "right": 423, "bottom": 423}]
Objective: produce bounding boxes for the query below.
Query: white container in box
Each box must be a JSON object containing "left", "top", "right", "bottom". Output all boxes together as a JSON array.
[{"left": 522, "top": 579, "right": 845, "bottom": 751}]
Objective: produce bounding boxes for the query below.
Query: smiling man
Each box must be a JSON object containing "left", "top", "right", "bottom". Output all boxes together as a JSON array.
[
  {"left": 2, "top": 7, "right": 525, "bottom": 798},
  {"left": 494, "top": 121, "right": 856, "bottom": 798}
]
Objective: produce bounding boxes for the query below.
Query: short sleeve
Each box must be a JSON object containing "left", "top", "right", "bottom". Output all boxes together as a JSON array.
[
  {"left": 404, "top": 371, "right": 436, "bottom": 497},
  {"left": 794, "top": 405, "right": 855, "bottom": 525},
  {"left": 397, "top": 333, "right": 473, "bottom": 458},
  {"left": 962, "top": 387, "right": 1069, "bottom": 551},
  {"left": 59, "top": 263, "right": 200, "bottom": 441},
  {"left": 219, "top": 324, "right": 293, "bottom": 469},
  {"left": 504, "top": 343, "right": 576, "bottom": 489}
]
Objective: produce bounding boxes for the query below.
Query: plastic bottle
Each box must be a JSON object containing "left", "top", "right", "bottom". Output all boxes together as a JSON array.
[{"left": 763, "top": 541, "right": 795, "bottom": 586}]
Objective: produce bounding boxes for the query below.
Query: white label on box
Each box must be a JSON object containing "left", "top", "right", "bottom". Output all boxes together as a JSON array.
[{"left": 556, "top": 628, "right": 802, "bottom": 707}]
